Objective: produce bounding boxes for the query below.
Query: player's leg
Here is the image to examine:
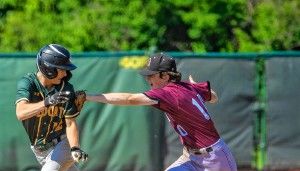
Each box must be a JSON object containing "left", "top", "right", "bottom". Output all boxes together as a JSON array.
[
  {"left": 191, "top": 139, "right": 237, "bottom": 171},
  {"left": 42, "top": 160, "right": 78, "bottom": 171},
  {"left": 31, "top": 145, "right": 61, "bottom": 171},
  {"left": 42, "top": 138, "right": 79, "bottom": 171},
  {"left": 41, "top": 160, "right": 61, "bottom": 171},
  {"left": 30, "top": 145, "right": 52, "bottom": 169},
  {"left": 165, "top": 148, "right": 199, "bottom": 171},
  {"left": 206, "top": 140, "right": 237, "bottom": 171},
  {"left": 66, "top": 164, "right": 80, "bottom": 171}
]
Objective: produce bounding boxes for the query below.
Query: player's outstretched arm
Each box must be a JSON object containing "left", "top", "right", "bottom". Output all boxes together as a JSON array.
[{"left": 86, "top": 93, "right": 158, "bottom": 106}]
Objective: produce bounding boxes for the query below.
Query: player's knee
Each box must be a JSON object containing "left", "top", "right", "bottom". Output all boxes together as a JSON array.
[{"left": 41, "top": 161, "right": 61, "bottom": 171}]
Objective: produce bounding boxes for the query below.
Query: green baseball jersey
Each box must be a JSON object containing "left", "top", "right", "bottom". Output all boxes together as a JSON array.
[{"left": 16, "top": 73, "right": 79, "bottom": 145}]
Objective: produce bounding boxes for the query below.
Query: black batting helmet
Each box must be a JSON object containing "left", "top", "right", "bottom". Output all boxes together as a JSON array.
[{"left": 36, "top": 44, "right": 77, "bottom": 79}]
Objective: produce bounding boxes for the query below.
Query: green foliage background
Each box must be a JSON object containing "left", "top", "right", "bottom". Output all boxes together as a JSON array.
[{"left": 0, "top": 0, "right": 299, "bottom": 52}]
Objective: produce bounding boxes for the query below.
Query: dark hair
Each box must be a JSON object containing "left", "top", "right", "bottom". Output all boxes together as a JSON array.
[{"left": 159, "top": 71, "right": 182, "bottom": 82}]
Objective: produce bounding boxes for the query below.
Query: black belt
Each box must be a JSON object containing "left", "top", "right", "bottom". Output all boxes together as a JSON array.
[
  {"left": 33, "top": 134, "right": 66, "bottom": 152},
  {"left": 52, "top": 134, "right": 66, "bottom": 145},
  {"left": 187, "top": 146, "right": 213, "bottom": 155}
]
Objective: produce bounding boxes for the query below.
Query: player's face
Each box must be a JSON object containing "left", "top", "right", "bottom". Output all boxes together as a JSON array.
[
  {"left": 145, "top": 73, "right": 169, "bottom": 89},
  {"left": 51, "top": 69, "right": 67, "bottom": 85}
]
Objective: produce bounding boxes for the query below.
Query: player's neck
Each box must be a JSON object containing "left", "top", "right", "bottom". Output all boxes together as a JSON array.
[{"left": 36, "top": 72, "right": 54, "bottom": 90}]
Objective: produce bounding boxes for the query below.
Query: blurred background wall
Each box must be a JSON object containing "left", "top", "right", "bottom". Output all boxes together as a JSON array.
[{"left": 1, "top": 52, "right": 300, "bottom": 171}]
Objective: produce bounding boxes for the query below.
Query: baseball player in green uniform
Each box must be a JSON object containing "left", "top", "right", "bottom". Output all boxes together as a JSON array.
[{"left": 15, "top": 44, "right": 88, "bottom": 171}]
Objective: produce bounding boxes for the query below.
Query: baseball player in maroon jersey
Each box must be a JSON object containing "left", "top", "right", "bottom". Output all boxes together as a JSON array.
[{"left": 86, "top": 53, "right": 237, "bottom": 171}]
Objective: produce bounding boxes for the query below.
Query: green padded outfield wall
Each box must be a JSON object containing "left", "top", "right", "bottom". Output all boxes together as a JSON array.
[
  {"left": 0, "top": 52, "right": 300, "bottom": 171},
  {"left": 265, "top": 57, "right": 300, "bottom": 170}
]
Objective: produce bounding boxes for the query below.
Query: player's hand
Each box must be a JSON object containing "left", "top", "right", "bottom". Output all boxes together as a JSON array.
[
  {"left": 189, "top": 75, "right": 196, "bottom": 83},
  {"left": 44, "top": 91, "right": 71, "bottom": 107},
  {"left": 71, "top": 147, "right": 88, "bottom": 163}
]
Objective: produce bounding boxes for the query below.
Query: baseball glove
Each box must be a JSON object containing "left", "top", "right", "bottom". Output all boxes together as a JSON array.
[{"left": 75, "top": 90, "right": 86, "bottom": 112}]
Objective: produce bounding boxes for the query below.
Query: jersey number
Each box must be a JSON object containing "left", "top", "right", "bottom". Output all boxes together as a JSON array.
[
  {"left": 176, "top": 125, "right": 188, "bottom": 136},
  {"left": 54, "top": 120, "right": 63, "bottom": 131},
  {"left": 192, "top": 94, "right": 210, "bottom": 120},
  {"left": 175, "top": 94, "right": 210, "bottom": 137}
]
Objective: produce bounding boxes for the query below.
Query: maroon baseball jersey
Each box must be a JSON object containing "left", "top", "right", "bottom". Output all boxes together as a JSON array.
[{"left": 144, "top": 81, "right": 220, "bottom": 148}]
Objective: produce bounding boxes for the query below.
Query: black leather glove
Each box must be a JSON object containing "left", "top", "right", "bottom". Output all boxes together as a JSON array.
[
  {"left": 44, "top": 91, "right": 71, "bottom": 107},
  {"left": 71, "top": 146, "right": 88, "bottom": 162}
]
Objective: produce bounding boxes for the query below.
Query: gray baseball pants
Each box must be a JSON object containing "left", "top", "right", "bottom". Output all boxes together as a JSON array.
[
  {"left": 165, "top": 139, "right": 237, "bottom": 171},
  {"left": 31, "top": 137, "right": 79, "bottom": 171}
]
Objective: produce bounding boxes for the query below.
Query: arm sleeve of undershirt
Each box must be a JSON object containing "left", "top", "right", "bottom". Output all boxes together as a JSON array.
[
  {"left": 16, "top": 76, "right": 32, "bottom": 104},
  {"left": 143, "top": 87, "right": 176, "bottom": 112}
]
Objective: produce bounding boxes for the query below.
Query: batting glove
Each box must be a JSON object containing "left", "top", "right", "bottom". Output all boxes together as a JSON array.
[
  {"left": 44, "top": 91, "right": 71, "bottom": 107},
  {"left": 71, "top": 146, "right": 88, "bottom": 163}
]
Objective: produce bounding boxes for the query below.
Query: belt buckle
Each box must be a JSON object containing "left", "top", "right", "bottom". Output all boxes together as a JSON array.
[
  {"left": 34, "top": 134, "right": 65, "bottom": 152},
  {"left": 53, "top": 134, "right": 65, "bottom": 145},
  {"left": 191, "top": 147, "right": 213, "bottom": 155}
]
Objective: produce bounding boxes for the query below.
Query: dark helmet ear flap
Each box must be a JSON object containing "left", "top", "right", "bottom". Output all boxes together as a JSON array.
[{"left": 37, "top": 54, "right": 58, "bottom": 79}]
